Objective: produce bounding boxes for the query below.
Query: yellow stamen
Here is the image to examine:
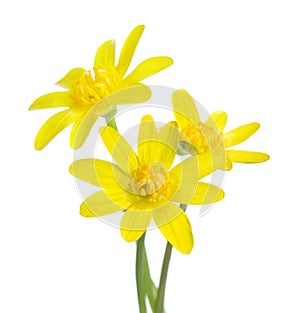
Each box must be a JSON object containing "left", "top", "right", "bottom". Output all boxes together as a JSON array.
[
  {"left": 71, "top": 66, "right": 121, "bottom": 108},
  {"left": 181, "top": 122, "right": 224, "bottom": 154},
  {"left": 128, "top": 162, "right": 171, "bottom": 202}
]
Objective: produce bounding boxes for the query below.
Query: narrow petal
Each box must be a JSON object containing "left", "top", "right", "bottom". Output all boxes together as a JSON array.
[
  {"left": 34, "top": 109, "right": 82, "bottom": 150},
  {"left": 56, "top": 68, "right": 86, "bottom": 89},
  {"left": 153, "top": 202, "right": 193, "bottom": 254},
  {"left": 225, "top": 158, "right": 233, "bottom": 170},
  {"left": 80, "top": 190, "right": 125, "bottom": 217},
  {"left": 100, "top": 126, "right": 139, "bottom": 174},
  {"left": 157, "top": 121, "right": 179, "bottom": 170},
  {"left": 29, "top": 91, "right": 73, "bottom": 110},
  {"left": 223, "top": 122, "right": 260, "bottom": 148},
  {"left": 138, "top": 115, "right": 158, "bottom": 165},
  {"left": 121, "top": 57, "right": 173, "bottom": 86},
  {"left": 226, "top": 150, "right": 270, "bottom": 163},
  {"left": 70, "top": 159, "right": 130, "bottom": 190},
  {"left": 172, "top": 89, "right": 201, "bottom": 129},
  {"left": 205, "top": 111, "right": 227, "bottom": 132},
  {"left": 94, "top": 39, "right": 115, "bottom": 67},
  {"left": 172, "top": 182, "right": 224, "bottom": 205},
  {"left": 117, "top": 25, "right": 145, "bottom": 77}
]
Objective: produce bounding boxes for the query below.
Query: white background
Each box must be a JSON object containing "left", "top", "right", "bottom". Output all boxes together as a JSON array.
[{"left": 1, "top": 0, "right": 300, "bottom": 312}]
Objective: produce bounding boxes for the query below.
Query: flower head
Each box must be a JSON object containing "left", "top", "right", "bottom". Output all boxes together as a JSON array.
[
  {"left": 29, "top": 25, "right": 173, "bottom": 150},
  {"left": 70, "top": 115, "right": 225, "bottom": 254},
  {"left": 172, "top": 89, "right": 270, "bottom": 170}
]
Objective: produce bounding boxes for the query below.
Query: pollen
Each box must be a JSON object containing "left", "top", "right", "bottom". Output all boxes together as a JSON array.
[
  {"left": 128, "top": 162, "right": 171, "bottom": 202},
  {"left": 71, "top": 66, "right": 121, "bottom": 108},
  {"left": 181, "top": 122, "right": 224, "bottom": 154}
]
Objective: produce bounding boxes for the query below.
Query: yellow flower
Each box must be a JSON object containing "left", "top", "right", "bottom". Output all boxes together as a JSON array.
[
  {"left": 29, "top": 25, "right": 173, "bottom": 150},
  {"left": 70, "top": 115, "right": 225, "bottom": 254},
  {"left": 172, "top": 89, "right": 270, "bottom": 170}
]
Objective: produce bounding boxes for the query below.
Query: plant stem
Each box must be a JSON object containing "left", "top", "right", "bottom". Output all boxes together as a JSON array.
[
  {"left": 105, "top": 116, "right": 118, "bottom": 131},
  {"left": 136, "top": 233, "right": 147, "bottom": 313},
  {"left": 155, "top": 204, "right": 187, "bottom": 313}
]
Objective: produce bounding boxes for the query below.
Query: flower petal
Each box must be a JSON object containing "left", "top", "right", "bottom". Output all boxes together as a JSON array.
[
  {"left": 29, "top": 91, "right": 73, "bottom": 110},
  {"left": 156, "top": 121, "right": 179, "bottom": 170},
  {"left": 80, "top": 190, "right": 126, "bottom": 217},
  {"left": 122, "top": 57, "right": 173, "bottom": 86},
  {"left": 70, "top": 158, "right": 130, "bottom": 190},
  {"left": 205, "top": 111, "right": 227, "bottom": 132},
  {"left": 172, "top": 182, "right": 224, "bottom": 204},
  {"left": 138, "top": 115, "right": 158, "bottom": 165},
  {"left": 117, "top": 25, "right": 145, "bottom": 77},
  {"left": 120, "top": 208, "right": 152, "bottom": 242},
  {"left": 226, "top": 150, "right": 270, "bottom": 163},
  {"left": 94, "top": 39, "right": 115, "bottom": 67},
  {"left": 172, "top": 89, "right": 201, "bottom": 129},
  {"left": 56, "top": 68, "right": 86, "bottom": 89},
  {"left": 153, "top": 202, "right": 193, "bottom": 254},
  {"left": 223, "top": 122, "right": 260, "bottom": 148},
  {"left": 100, "top": 125, "right": 139, "bottom": 174},
  {"left": 34, "top": 109, "right": 83, "bottom": 150}
]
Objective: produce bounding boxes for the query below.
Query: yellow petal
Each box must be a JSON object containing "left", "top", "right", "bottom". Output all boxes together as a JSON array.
[
  {"left": 94, "top": 39, "right": 115, "bottom": 67},
  {"left": 120, "top": 208, "right": 152, "bottom": 242},
  {"left": 172, "top": 89, "right": 201, "bottom": 129},
  {"left": 137, "top": 115, "right": 158, "bottom": 165},
  {"left": 117, "top": 25, "right": 145, "bottom": 77},
  {"left": 122, "top": 57, "right": 173, "bottom": 86},
  {"left": 223, "top": 122, "right": 260, "bottom": 148},
  {"left": 29, "top": 91, "right": 73, "bottom": 110},
  {"left": 100, "top": 126, "right": 139, "bottom": 174},
  {"left": 172, "top": 182, "right": 224, "bottom": 204},
  {"left": 70, "top": 159, "right": 130, "bottom": 190},
  {"left": 205, "top": 111, "right": 227, "bottom": 132},
  {"left": 226, "top": 150, "right": 270, "bottom": 163},
  {"left": 34, "top": 109, "right": 83, "bottom": 150},
  {"left": 80, "top": 190, "right": 126, "bottom": 217},
  {"left": 157, "top": 121, "right": 179, "bottom": 170},
  {"left": 56, "top": 68, "right": 86, "bottom": 89},
  {"left": 225, "top": 158, "right": 233, "bottom": 170},
  {"left": 153, "top": 202, "right": 194, "bottom": 254}
]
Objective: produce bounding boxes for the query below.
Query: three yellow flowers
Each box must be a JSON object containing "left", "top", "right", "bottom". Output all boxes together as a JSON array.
[{"left": 30, "top": 25, "right": 269, "bottom": 254}]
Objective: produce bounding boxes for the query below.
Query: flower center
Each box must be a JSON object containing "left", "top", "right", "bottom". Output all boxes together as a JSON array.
[
  {"left": 71, "top": 66, "right": 121, "bottom": 108},
  {"left": 128, "top": 162, "right": 171, "bottom": 202},
  {"left": 181, "top": 123, "right": 224, "bottom": 154}
]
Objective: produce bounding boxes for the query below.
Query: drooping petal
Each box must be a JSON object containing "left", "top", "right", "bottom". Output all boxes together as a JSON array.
[
  {"left": 120, "top": 207, "right": 152, "bottom": 242},
  {"left": 34, "top": 109, "right": 83, "bottom": 150},
  {"left": 138, "top": 115, "right": 158, "bottom": 165},
  {"left": 205, "top": 111, "right": 227, "bottom": 132},
  {"left": 80, "top": 190, "right": 126, "bottom": 217},
  {"left": 225, "top": 158, "right": 233, "bottom": 170},
  {"left": 223, "top": 122, "right": 260, "bottom": 148},
  {"left": 172, "top": 89, "right": 201, "bottom": 129},
  {"left": 70, "top": 159, "right": 130, "bottom": 190},
  {"left": 56, "top": 68, "right": 86, "bottom": 89},
  {"left": 29, "top": 91, "right": 73, "bottom": 110},
  {"left": 172, "top": 182, "right": 224, "bottom": 205},
  {"left": 121, "top": 57, "right": 173, "bottom": 86},
  {"left": 116, "top": 25, "right": 145, "bottom": 77},
  {"left": 94, "top": 39, "right": 116, "bottom": 67},
  {"left": 100, "top": 126, "right": 139, "bottom": 174},
  {"left": 153, "top": 202, "right": 194, "bottom": 254},
  {"left": 156, "top": 121, "right": 179, "bottom": 170},
  {"left": 226, "top": 150, "right": 270, "bottom": 163}
]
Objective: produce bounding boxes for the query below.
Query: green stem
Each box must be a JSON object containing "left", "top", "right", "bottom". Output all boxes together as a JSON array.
[
  {"left": 136, "top": 233, "right": 147, "bottom": 313},
  {"left": 105, "top": 116, "right": 118, "bottom": 131},
  {"left": 155, "top": 204, "right": 187, "bottom": 313}
]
